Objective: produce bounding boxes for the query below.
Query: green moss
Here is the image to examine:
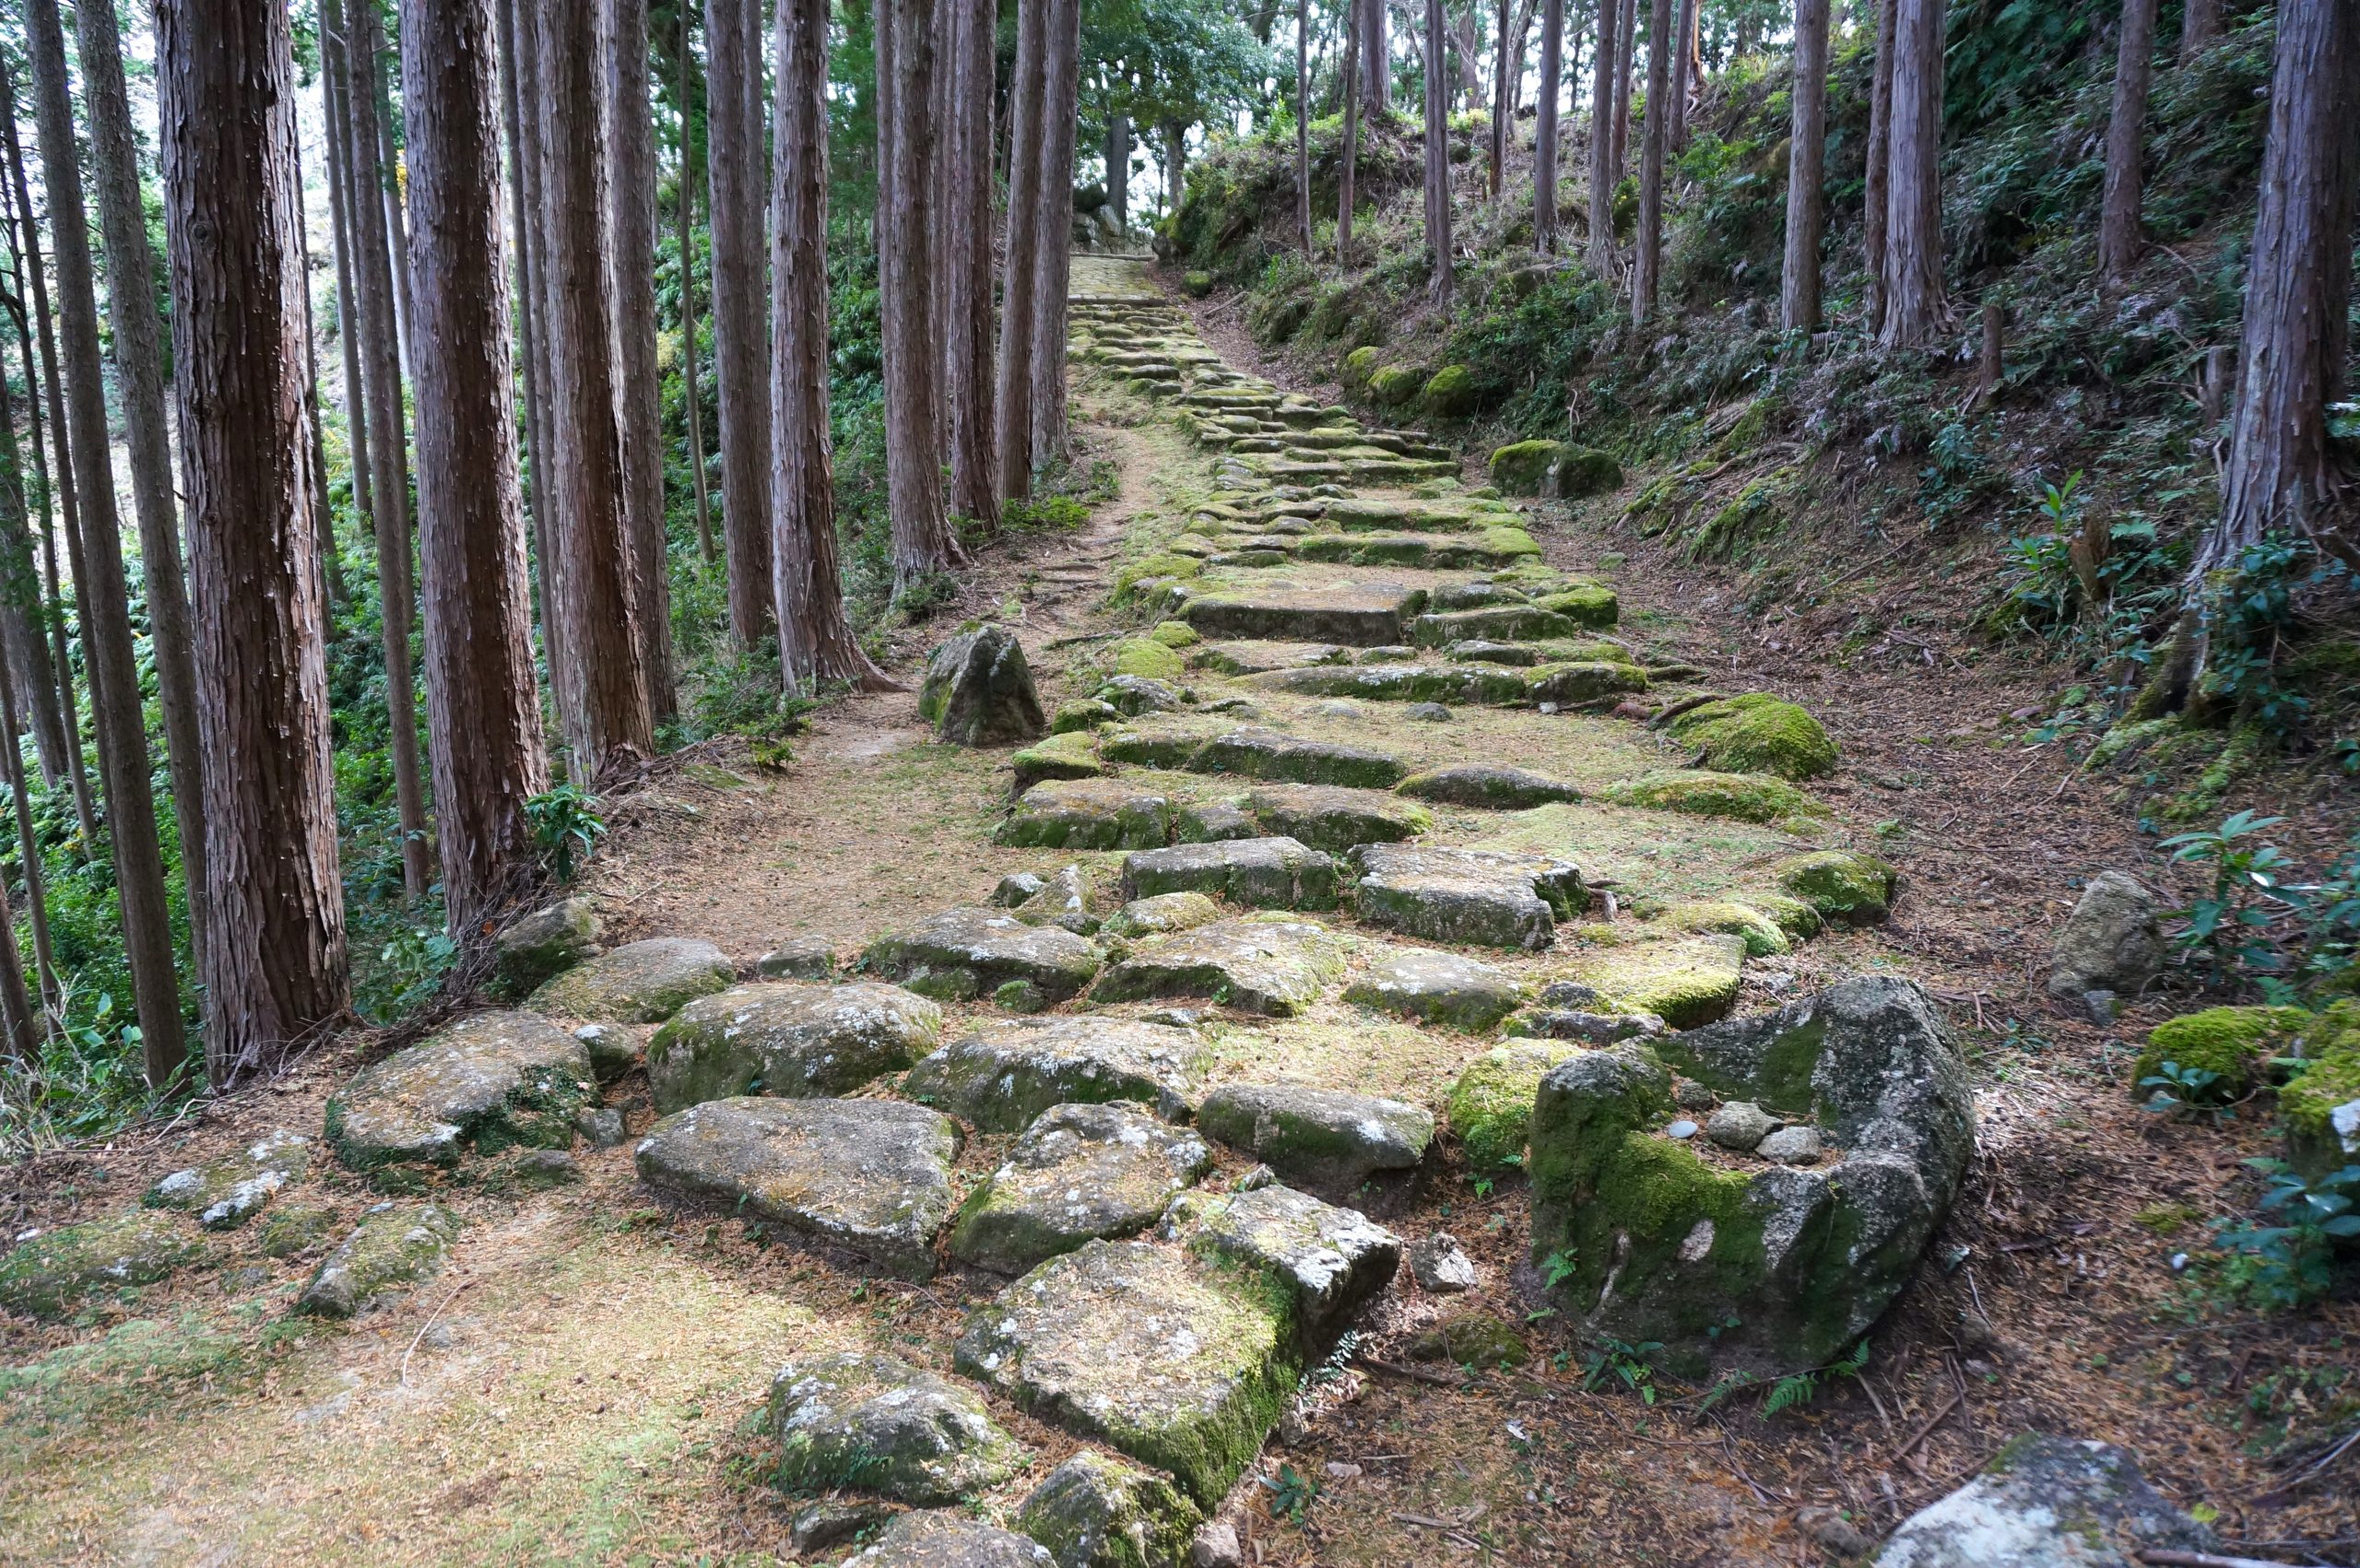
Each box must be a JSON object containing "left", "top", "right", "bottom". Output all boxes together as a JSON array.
[
  {"left": 1533, "top": 584, "right": 1620, "bottom": 629},
  {"left": 1052, "top": 699, "right": 1119, "bottom": 734},
  {"left": 1113, "top": 552, "right": 1202, "bottom": 597},
  {"left": 1739, "top": 890, "right": 1823, "bottom": 941},
  {"left": 1010, "top": 730, "right": 1105, "bottom": 791},
  {"left": 1110, "top": 638, "right": 1186, "bottom": 682},
  {"left": 2282, "top": 1003, "right": 2360, "bottom": 1181},
  {"left": 1368, "top": 364, "right": 1425, "bottom": 406},
  {"left": 1449, "top": 1043, "right": 1585, "bottom": 1172},
  {"left": 1150, "top": 619, "right": 1202, "bottom": 648},
  {"left": 1552, "top": 446, "right": 1623, "bottom": 496},
  {"left": 1183, "top": 271, "right": 1215, "bottom": 297},
  {"left": 1488, "top": 440, "right": 1558, "bottom": 496},
  {"left": 1559, "top": 937, "right": 1747, "bottom": 1029},
  {"left": 1339, "top": 346, "right": 1381, "bottom": 388},
  {"left": 1773, "top": 851, "right": 1896, "bottom": 925},
  {"left": 1665, "top": 695, "right": 1837, "bottom": 781},
  {"left": 1422, "top": 365, "right": 1480, "bottom": 418},
  {"left": 1474, "top": 525, "right": 1544, "bottom": 562},
  {"left": 2133, "top": 1006, "right": 2308, "bottom": 1097},
  {"left": 1602, "top": 769, "right": 1823, "bottom": 827},
  {"left": 0, "top": 1210, "right": 210, "bottom": 1323},
  {"left": 1410, "top": 1314, "right": 1529, "bottom": 1368},
  {"left": 1654, "top": 901, "right": 1791, "bottom": 957}
]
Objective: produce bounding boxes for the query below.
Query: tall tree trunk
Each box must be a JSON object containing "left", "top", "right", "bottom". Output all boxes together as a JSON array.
[
  {"left": 159, "top": 0, "right": 350, "bottom": 1079},
  {"left": 73, "top": 0, "right": 212, "bottom": 973},
  {"left": 0, "top": 308, "right": 65, "bottom": 788},
  {"left": 944, "top": 0, "right": 999, "bottom": 526},
  {"left": 1423, "top": 0, "right": 1453, "bottom": 309},
  {"left": 0, "top": 627, "right": 57, "bottom": 1010},
  {"left": 0, "top": 828, "right": 32, "bottom": 1056},
  {"left": 1363, "top": 0, "right": 1389, "bottom": 112},
  {"left": 2207, "top": 0, "right": 2359, "bottom": 569},
  {"left": 1028, "top": 0, "right": 1083, "bottom": 470},
  {"left": 2179, "top": 0, "right": 2219, "bottom": 64},
  {"left": 403, "top": 0, "right": 551, "bottom": 934},
  {"left": 996, "top": 0, "right": 1049, "bottom": 502},
  {"left": 360, "top": 2, "right": 417, "bottom": 374},
  {"left": 1489, "top": 0, "right": 1510, "bottom": 196},
  {"left": 1609, "top": 0, "right": 1636, "bottom": 186},
  {"left": 0, "top": 322, "right": 57, "bottom": 1008},
  {"left": 1668, "top": 0, "right": 1697, "bottom": 148},
  {"left": 1108, "top": 110, "right": 1131, "bottom": 230},
  {"left": 292, "top": 168, "right": 348, "bottom": 609},
  {"left": 677, "top": 15, "right": 717, "bottom": 564},
  {"left": 340, "top": 0, "right": 436, "bottom": 899},
  {"left": 0, "top": 82, "right": 97, "bottom": 849},
  {"left": 606, "top": 0, "right": 676, "bottom": 720},
  {"left": 531, "top": 0, "right": 655, "bottom": 777},
  {"left": 1533, "top": 0, "right": 1564, "bottom": 250},
  {"left": 23, "top": 0, "right": 188, "bottom": 1086},
  {"left": 773, "top": 0, "right": 891, "bottom": 687},
  {"left": 1862, "top": 0, "right": 1898, "bottom": 328},
  {"left": 324, "top": 0, "right": 380, "bottom": 620},
  {"left": 1586, "top": 0, "right": 1618, "bottom": 270},
  {"left": 2097, "top": 0, "right": 2158, "bottom": 285},
  {"left": 879, "top": 0, "right": 967, "bottom": 589},
  {"left": 706, "top": 0, "right": 774, "bottom": 643},
  {"left": 1163, "top": 121, "right": 1186, "bottom": 213},
  {"left": 1296, "top": 0, "right": 1313, "bottom": 249},
  {"left": 1632, "top": 0, "right": 1673, "bottom": 320},
  {"left": 1876, "top": 0, "right": 1946, "bottom": 348},
  {"left": 1339, "top": 12, "right": 1361, "bottom": 259},
  {"left": 1780, "top": 0, "right": 1831, "bottom": 332}
]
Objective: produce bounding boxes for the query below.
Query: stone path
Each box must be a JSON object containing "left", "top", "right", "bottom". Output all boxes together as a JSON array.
[{"left": 1, "top": 255, "right": 1950, "bottom": 1565}]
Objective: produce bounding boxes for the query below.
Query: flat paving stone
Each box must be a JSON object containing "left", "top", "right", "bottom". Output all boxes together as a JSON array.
[
  {"left": 327, "top": 1011, "right": 596, "bottom": 1170},
  {"left": 1164, "top": 1183, "right": 1402, "bottom": 1351},
  {"left": 0, "top": 1208, "right": 213, "bottom": 1322},
  {"left": 950, "top": 1103, "right": 1214, "bottom": 1274},
  {"left": 1243, "top": 661, "right": 1533, "bottom": 706},
  {"left": 953, "top": 1240, "right": 1294, "bottom": 1505},
  {"left": 1189, "top": 726, "right": 1406, "bottom": 788},
  {"left": 526, "top": 937, "right": 737, "bottom": 1023},
  {"left": 1195, "top": 1084, "right": 1434, "bottom": 1201},
  {"left": 844, "top": 1511, "right": 1054, "bottom": 1567},
  {"left": 769, "top": 1350, "right": 1026, "bottom": 1504},
  {"left": 297, "top": 1203, "right": 460, "bottom": 1318},
  {"left": 1192, "top": 640, "right": 1351, "bottom": 675},
  {"left": 1341, "top": 947, "right": 1528, "bottom": 1031},
  {"left": 1409, "top": 606, "right": 1592, "bottom": 647},
  {"left": 1554, "top": 935, "right": 1747, "bottom": 1029},
  {"left": 635, "top": 1097, "right": 962, "bottom": 1279},
  {"left": 1396, "top": 764, "right": 1581, "bottom": 808},
  {"left": 1177, "top": 583, "right": 1424, "bottom": 646},
  {"left": 1119, "top": 836, "right": 1339, "bottom": 910},
  {"left": 996, "top": 779, "right": 1175, "bottom": 851},
  {"left": 1092, "top": 915, "right": 1349, "bottom": 1017},
  {"left": 902, "top": 1016, "right": 1214, "bottom": 1131},
  {"left": 645, "top": 981, "right": 944, "bottom": 1113},
  {"left": 1348, "top": 843, "right": 1587, "bottom": 950},
  {"left": 1242, "top": 784, "right": 1431, "bottom": 853},
  {"left": 861, "top": 907, "right": 1103, "bottom": 1003},
  {"left": 145, "top": 1130, "right": 311, "bottom": 1230}
]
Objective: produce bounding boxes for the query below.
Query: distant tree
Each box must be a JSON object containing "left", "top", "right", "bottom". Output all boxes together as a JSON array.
[
  {"left": 997, "top": 0, "right": 1049, "bottom": 502},
  {"left": 1779, "top": 0, "right": 1831, "bottom": 332},
  {"left": 1363, "top": 0, "right": 1388, "bottom": 111},
  {"left": 1861, "top": 0, "right": 1896, "bottom": 327},
  {"left": 1586, "top": 0, "right": 1618, "bottom": 272},
  {"left": 607, "top": 0, "right": 676, "bottom": 718},
  {"left": 1339, "top": 0, "right": 1361, "bottom": 257},
  {"left": 1876, "top": 0, "right": 1945, "bottom": 348},
  {"left": 1295, "top": 0, "right": 1311, "bottom": 249},
  {"left": 2097, "top": 0, "right": 2157, "bottom": 286},
  {"left": 943, "top": 0, "right": 999, "bottom": 526},
  {"left": 1535, "top": 0, "right": 1564, "bottom": 251},
  {"left": 1632, "top": 0, "right": 1674, "bottom": 321},
  {"left": 1422, "top": 0, "right": 1452, "bottom": 308},
  {"left": 706, "top": 0, "right": 774, "bottom": 643},
  {"left": 674, "top": 15, "right": 716, "bottom": 563},
  {"left": 2178, "top": 0, "right": 2218, "bottom": 64}
]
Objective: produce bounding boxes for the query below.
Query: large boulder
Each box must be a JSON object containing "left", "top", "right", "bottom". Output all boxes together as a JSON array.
[
  {"left": 903, "top": 1016, "right": 1213, "bottom": 1131},
  {"left": 2047, "top": 870, "right": 2165, "bottom": 1002},
  {"left": 1874, "top": 1435, "right": 2218, "bottom": 1567},
  {"left": 0, "top": 1208, "right": 211, "bottom": 1322},
  {"left": 526, "top": 937, "right": 737, "bottom": 1023},
  {"left": 1529, "top": 976, "right": 1973, "bottom": 1377},
  {"left": 861, "top": 907, "right": 1103, "bottom": 1004},
  {"left": 494, "top": 896, "right": 602, "bottom": 996},
  {"left": 950, "top": 1103, "right": 1213, "bottom": 1274},
  {"left": 645, "top": 981, "right": 943, "bottom": 1113},
  {"left": 847, "top": 1512, "right": 1054, "bottom": 1567},
  {"left": 920, "top": 625, "right": 1047, "bottom": 747},
  {"left": 1196, "top": 1084, "right": 1433, "bottom": 1202},
  {"left": 635, "top": 1097, "right": 962, "bottom": 1279},
  {"left": 326, "top": 1011, "right": 596, "bottom": 1171},
  {"left": 770, "top": 1350, "right": 1027, "bottom": 1504},
  {"left": 297, "top": 1203, "right": 461, "bottom": 1318}
]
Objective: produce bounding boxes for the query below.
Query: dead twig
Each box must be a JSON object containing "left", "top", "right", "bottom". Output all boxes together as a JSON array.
[
  {"left": 399, "top": 1278, "right": 476, "bottom": 1387},
  {"left": 1354, "top": 1355, "right": 1461, "bottom": 1388},
  {"left": 2138, "top": 1552, "right": 2355, "bottom": 1568},
  {"left": 1891, "top": 1389, "right": 1965, "bottom": 1461}
]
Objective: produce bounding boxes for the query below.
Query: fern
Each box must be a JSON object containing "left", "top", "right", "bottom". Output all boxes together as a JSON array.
[{"left": 1761, "top": 1340, "right": 1871, "bottom": 1419}]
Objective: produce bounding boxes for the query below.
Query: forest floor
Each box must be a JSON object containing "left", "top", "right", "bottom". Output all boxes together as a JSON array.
[{"left": 1, "top": 255, "right": 2354, "bottom": 1567}]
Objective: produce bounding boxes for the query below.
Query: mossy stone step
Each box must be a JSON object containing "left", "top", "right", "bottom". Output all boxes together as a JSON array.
[
  {"left": 1409, "top": 606, "right": 1598, "bottom": 646},
  {"left": 1292, "top": 527, "right": 1540, "bottom": 570},
  {"left": 769, "top": 1351, "right": 1026, "bottom": 1504},
  {"left": 527, "top": 937, "right": 737, "bottom": 1024},
  {"left": 1190, "top": 725, "right": 1407, "bottom": 788},
  {"left": 1163, "top": 1183, "right": 1403, "bottom": 1351},
  {"left": 1553, "top": 935, "right": 1747, "bottom": 1029},
  {"left": 860, "top": 907, "right": 1103, "bottom": 1003},
  {"left": 1341, "top": 947, "right": 1528, "bottom": 1031},
  {"left": 0, "top": 1208, "right": 213, "bottom": 1321},
  {"left": 645, "top": 981, "right": 945, "bottom": 1113},
  {"left": 1120, "top": 835, "right": 1339, "bottom": 911},
  {"left": 1092, "top": 914, "right": 1349, "bottom": 1017},
  {"left": 949, "top": 1102, "right": 1214, "bottom": 1275},
  {"left": 903, "top": 1015, "right": 1214, "bottom": 1131},
  {"left": 1177, "top": 582, "right": 1426, "bottom": 646},
  {"left": 1396, "top": 764, "right": 1581, "bottom": 808},
  {"left": 1195, "top": 1083, "right": 1434, "bottom": 1203},
  {"left": 297, "top": 1202, "right": 459, "bottom": 1317},
  {"left": 326, "top": 1011, "right": 597, "bottom": 1171},
  {"left": 1192, "top": 639, "right": 1351, "bottom": 675},
  {"left": 1317, "top": 497, "right": 1500, "bottom": 533},
  {"left": 1240, "top": 784, "right": 1431, "bottom": 853},
  {"left": 997, "top": 778, "right": 1177, "bottom": 851},
  {"left": 1348, "top": 843, "right": 1586, "bottom": 950}
]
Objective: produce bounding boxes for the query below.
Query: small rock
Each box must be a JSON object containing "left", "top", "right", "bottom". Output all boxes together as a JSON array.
[
  {"left": 1404, "top": 701, "right": 1453, "bottom": 723},
  {"left": 1665, "top": 1119, "right": 1699, "bottom": 1139},
  {"left": 1191, "top": 1521, "right": 1242, "bottom": 1568},
  {"left": 1672, "top": 1077, "right": 1718, "bottom": 1111},
  {"left": 256, "top": 1204, "right": 337, "bottom": 1259},
  {"left": 2047, "top": 870, "right": 2165, "bottom": 1000},
  {"left": 297, "top": 1203, "right": 461, "bottom": 1318},
  {"left": 771, "top": 1350, "right": 1027, "bottom": 1504},
  {"left": 919, "top": 624, "right": 1048, "bottom": 747},
  {"left": 571, "top": 1021, "right": 643, "bottom": 1080},
  {"left": 1538, "top": 981, "right": 1599, "bottom": 1008},
  {"left": 1515, "top": 1009, "right": 1667, "bottom": 1044},
  {"left": 574, "top": 1107, "right": 627, "bottom": 1148},
  {"left": 1408, "top": 1233, "right": 1478, "bottom": 1293},
  {"left": 2082, "top": 988, "right": 2122, "bottom": 1024},
  {"left": 755, "top": 935, "right": 838, "bottom": 980},
  {"left": 1105, "top": 890, "right": 1223, "bottom": 937},
  {"left": 494, "top": 896, "right": 602, "bottom": 996},
  {"left": 993, "top": 871, "right": 1050, "bottom": 907},
  {"left": 145, "top": 1130, "right": 310, "bottom": 1230},
  {"left": 1795, "top": 1504, "right": 1874, "bottom": 1558},
  {"left": 507, "top": 1149, "right": 581, "bottom": 1186},
  {"left": 1164, "top": 1182, "right": 1403, "bottom": 1350},
  {"left": 1095, "top": 673, "right": 1186, "bottom": 715},
  {"left": 790, "top": 1500, "right": 896, "bottom": 1556},
  {"left": 1017, "top": 1449, "right": 1203, "bottom": 1568},
  {"left": 1016, "top": 864, "right": 1103, "bottom": 935},
  {"left": 1233, "top": 1163, "right": 1277, "bottom": 1191},
  {"left": 1705, "top": 1101, "right": 1778, "bottom": 1151},
  {"left": 950, "top": 1103, "right": 1213, "bottom": 1275},
  {"left": 1756, "top": 1126, "right": 1823, "bottom": 1165}
]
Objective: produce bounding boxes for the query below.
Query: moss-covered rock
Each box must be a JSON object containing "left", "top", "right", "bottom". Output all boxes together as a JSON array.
[
  {"left": 1109, "top": 638, "right": 1186, "bottom": 683},
  {"left": 1342, "top": 946, "right": 1527, "bottom": 1032},
  {"left": 1488, "top": 440, "right": 1559, "bottom": 496},
  {"left": 770, "top": 1350, "right": 1027, "bottom": 1504},
  {"left": 1422, "top": 365, "right": 1479, "bottom": 418},
  {"left": 1773, "top": 851, "right": 1897, "bottom": 925},
  {"left": 1665, "top": 694, "right": 1838, "bottom": 781},
  {"left": 1548, "top": 446, "right": 1623, "bottom": 498},
  {"left": 1531, "top": 584, "right": 1621, "bottom": 629},
  {"left": 526, "top": 937, "right": 737, "bottom": 1023},
  {"left": 1408, "top": 1313, "right": 1529, "bottom": 1369},
  {"left": 326, "top": 1011, "right": 597, "bottom": 1171},
  {"left": 1196, "top": 1083, "right": 1432, "bottom": 1200},
  {"left": 0, "top": 1208, "right": 211, "bottom": 1321},
  {"left": 2283, "top": 1002, "right": 2360, "bottom": 1182},
  {"left": 1448, "top": 1042, "right": 1586, "bottom": 1171},
  {"left": 1654, "top": 901, "right": 1792, "bottom": 957},
  {"left": 950, "top": 1103, "right": 1213, "bottom": 1275},
  {"left": 1149, "top": 619, "right": 1202, "bottom": 649},
  {"left": 1012, "top": 730, "right": 1107, "bottom": 791},
  {"left": 1602, "top": 769, "right": 1823, "bottom": 827},
  {"left": 1242, "top": 784, "right": 1430, "bottom": 853},
  {"left": 999, "top": 778, "right": 1176, "bottom": 852},
  {"left": 1052, "top": 698, "right": 1120, "bottom": 734},
  {"left": 903, "top": 1016, "right": 1213, "bottom": 1130},
  {"left": 1182, "top": 271, "right": 1215, "bottom": 297},
  {"left": 918, "top": 624, "right": 1048, "bottom": 746},
  {"left": 1367, "top": 364, "right": 1425, "bottom": 406},
  {"left": 296, "top": 1203, "right": 461, "bottom": 1318},
  {"left": 1556, "top": 936, "right": 1746, "bottom": 1029},
  {"left": 2132, "top": 1006, "right": 2308, "bottom": 1102},
  {"left": 493, "top": 896, "right": 602, "bottom": 997},
  {"left": 646, "top": 981, "right": 945, "bottom": 1113},
  {"left": 1339, "top": 345, "right": 1381, "bottom": 388},
  {"left": 1018, "top": 1450, "right": 1203, "bottom": 1568},
  {"left": 145, "top": 1130, "right": 311, "bottom": 1230},
  {"left": 1396, "top": 764, "right": 1579, "bottom": 809},
  {"left": 861, "top": 906, "right": 1103, "bottom": 1003}
]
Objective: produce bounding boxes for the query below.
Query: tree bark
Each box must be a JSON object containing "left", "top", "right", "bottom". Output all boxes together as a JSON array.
[
  {"left": 0, "top": 315, "right": 58, "bottom": 1008},
  {"left": 23, "top": 0, "right": 188, "bottom": 1085},
  {"left": 340, "top": 0, "right": 436, "bottom": 899},
  {"left": 1164, "top": 121, "right": 1186, "bottom": 214},
  {"left": 1339, "top": 11, "right": 1361, "bottom": 260},
  {"left": 0, "top": 301, "right": 65, "bottom": 789},
  {"left": 2208, "top": 0, "right": 2359, "bottom": 568},
  {"left": 1862, "top": 0, "right": 1898, "bottom": 329},
  {"left": 1780, "top": 0, "right": 1832, "bottom": 333},
  {"left": 676, "top": 15, "right": 716, "bottom": 564},
  {"left": 0, "top": 78, "right": 97, "bottom": 849},
  {"left": 360, "top": 2, "right": 417, "bottom": 373},
  {"left": 1632, "top": 0, "right": 1673, "bottom": 321},
  {"left": 1609, "top": 0, "right": 1636, "bottom": 187},
  {"left": 1876, "top": 0, "right": 1945, "bottom": 348},
  {"left": 0, "top": 621, "right": 57, "bottom": 1011},
  {"left": 1108, "top": 110, "right": 1131, "bottom": 231},
  {"left": 1363, "top": 0, "right": 1389, "bottom": 112},
  {"left": 1586, "top": 0, "right": 1617, "bottom": 270},
  {"left": 159, "top": 0, "right": 351, "bottom": 1078},
  {"left": 531, "top": 0, "right": 655, "bottom": 777},
  {"left": 1423, "top": 0, "right": 1453, "bottom": 309},
  {"left": 995, "top": 0, "right": 1049, "bottom": 503},
  {"left": 1667, "top": 0, "right": 1697, "bottom": 149},
  {"left": 1296, "top": 0, "right": 1313, "bottom": 248},
  {"left": 943, "top": 0, "right": 999, "bottom": 527},
  {"left": 605, "top": 0, "right": 676, "bottom": 720},
  {"left": 404, "top": 0, "right": 552, "bottom": 937},
  {"left": 2179, "top": 0, "right": 2219, "bottom": 64},
  {"left": 1027, "top": 0, "right": 1084, "bottom": 471},
  {"left": 705, "top": 0, "right": 774, "bottom": 643},
  {"left": 73, "top": 0, "right": 211, "bottom": 973},
  {"left": 773, "top": 0, "right": 890, "bottom": 687},
  {"left": 2097, "top": 0, "right": 2158, "bottom": 286},
  {"left": 324, "top": 0, "right": 380, "bottom": 626},
  {"left": 292, "top": 162, "right": 348, "bottom": 610},
  {"left": 1489, "top": 0, "right": 1511, "bottom": 196}
]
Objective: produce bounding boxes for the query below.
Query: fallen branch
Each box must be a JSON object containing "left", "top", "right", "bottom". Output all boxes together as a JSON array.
[
  {"left": 1355, "top": 1355, "right": 1461, "bottom": 1388},
  {"left": 1890, "top": 1390, "right": 1964, "bottom": 1461},
  {"left": 399, "top": 1278, "right": 476, "bottom": 1387}
]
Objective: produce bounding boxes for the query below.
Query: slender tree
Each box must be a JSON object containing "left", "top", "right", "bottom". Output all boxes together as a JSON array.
[
  {"left": 0, "top": 631, "right": 57, "bottom": 1010},
  {"left": 0, "top": 330, "right": 56, "bottom": 1008},
  {"left": 676, "top": 15, "right": 716, "bottom": 563},
  {"left": 1339, "top": 0, "right": 1361, "bottom": 259},
  {"left": 23, "top": 0, "right": 187, "bottom": 1084},
  {"left": 1877, "top": 0, "right": 1945, "bottom": 347},
  {"left": 2208, "top": 0, "right": 2359, "bottom": 569},
  {"left": 1861, "top": 0, "right": 1898, "bottom": 328},
  {"left": 1608, "top": 0, "right": 1635, "bottom": 184},
  {"left": 605, "top": 0, "right": 677, "bottom": 719},
  {"left": 1028, "top": 0, "right": 1084, "bottom": 468},
  {"left": 773, "top": 0, "right": 890, "bottom": 686},
  {"left": 706, "top": 0, "right": 773, "bottom": 643},
  {"left": 324, "top": 0, "right": 379, "bottom": 619},
  {"left": 1780, "top": 0, "right": 1832, "bottom": 332},
  {"left": 1295, "top": 0, "right": 1312, "bottom": 249},
  {"left": 0, "top": 306, "right": 63, "bottom": 787},
  {"left": 943, "top": 0, "right": 999, "bottom": 526},
  {"left": 2179, "top": 0, "right": 2219, "bottom": 64},
  {"left": 1586, "top": 0, "right": 1618, "bottom": 271},
  {"left": 338, "top": 0, "right": 435, "bottom": 900},
  {"left": 159, "top": 0, "right": 350, "bottom": 1077},
  {"left": 1363, "top": 0, "right": 1388, "bottom": 112},
  {"left": 1667, "top": 0, "right": 1697, "bottom": 148},
  {"left": 996, "top": 0, "right": 1050, "bottom": 502},
  {"left": 532, "top": 0, "right": 655, "bottom": 775},
  {"left": 2097, "top": 0, "right": 2158, "bottom": 285},
  {"left": 360, "top": 2, "right": 416, "bottom": 371},
  {"left": 1531, "top": 0, "right": 1563, "bottom": 250},
  {"left": 1488, "top": 0, "right": 1510, "bottom": 196},
  {"left": 1106, "top": 107, "right": 1130, "bottom": 228},
  {"left": 1632, "top": 0, "right": 1673, "bottom": 320},
  {"left": 1422, "top": 0, "right": 1452, "bottom": 308},
  {"left": 73, "top": 0, "right": 211, "bottom": 971}
]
